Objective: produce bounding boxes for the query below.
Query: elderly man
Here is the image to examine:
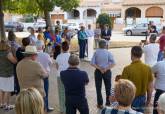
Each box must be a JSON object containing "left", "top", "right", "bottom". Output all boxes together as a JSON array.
[
  {"left": 36, "top": 41, "right": 54, "bottom": 112},
  {"left": 16, "top": 45, "right": 48, "bottom": 97},
  {"left": 121, "top": 46, "right": 153, "bottom": 113},
  {"left": 60, "top": 54, "right": 89, "bottom": 114},
  {"left": 91, "top": 39, "right": 115, "bottom": 108}
]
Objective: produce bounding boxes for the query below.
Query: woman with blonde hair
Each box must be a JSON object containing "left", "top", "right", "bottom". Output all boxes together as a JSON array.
[
  {"left": 15, "top": 88, "right": 44, "bottom": 114},
  {"left": 101, "top": 79, "right": 142, "bottom": 114}
]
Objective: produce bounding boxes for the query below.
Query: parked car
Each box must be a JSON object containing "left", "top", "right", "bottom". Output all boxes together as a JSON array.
[
  {"left": 5, "top": 22, "right": 24, "bottom": 32},
  {"left": 123, "top": 23, "right": 162, "bottom": 36},
  {"left": 66, "top": 23, "right": 80, "bottom": 31},
  {"left": 27, "top": 21, "right": 46, "bottom": 32}
]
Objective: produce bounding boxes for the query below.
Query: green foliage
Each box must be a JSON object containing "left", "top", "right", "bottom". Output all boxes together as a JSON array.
[
  {"left": 96, "top": 13, "right": 112, "bottom": 29},
  {"left": 55, "top": 0, "right": 80, "bottom": 11},
  {"left": 3, "top": 0, "right": 80, "bottom": 16},
  {"left": 0, "top": 0, "right": 80, "bottom": 38}
]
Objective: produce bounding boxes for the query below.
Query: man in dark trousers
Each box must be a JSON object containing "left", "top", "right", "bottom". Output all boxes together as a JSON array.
[
  {"left": 60, "top": 54, "right": 89, "bottom": 114},
  {"left": 101, "top": 24, "right": 112, "bottom": 49}
]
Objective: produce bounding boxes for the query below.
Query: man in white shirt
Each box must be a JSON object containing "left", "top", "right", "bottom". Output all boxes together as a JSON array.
[
  {"left": 36, "top": 40, "right": 54, "bottom": 112},
  {"left": 141, "top": 34, "right": 159, "bottom": 67},
  {"left": 85, "top": 24, "right": 94, "bottom": 60},
  {"left": 55, "top": 41, "right": 70, "bottom": 114},
  {"left": 152, "top": 52, "right": 165, "bottom": 114}
]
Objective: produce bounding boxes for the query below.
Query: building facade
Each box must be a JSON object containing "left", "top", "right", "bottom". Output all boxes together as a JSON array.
[
  {"left": 122, "top": 0, "right": 165, "bottom": 19},
  {"left": 50, "top": 0, "right": 165, "bottom": 24}
]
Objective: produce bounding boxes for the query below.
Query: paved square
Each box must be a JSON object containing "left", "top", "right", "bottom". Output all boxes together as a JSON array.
[{"left": 0, "top": 48, "right": 133, "bottom": 114}]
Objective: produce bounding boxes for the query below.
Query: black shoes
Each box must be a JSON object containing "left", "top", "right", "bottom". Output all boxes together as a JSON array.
[{"left": 97, "top": 105, "right": 104, "bottom": 109}]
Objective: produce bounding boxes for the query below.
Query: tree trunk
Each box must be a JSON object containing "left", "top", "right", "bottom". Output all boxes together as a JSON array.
[
  {"left": 0, "top": 0, "right": 6, "bottom": 40},
  {"left": 44, "top": 10, "right": 53, "bottom": 34}
]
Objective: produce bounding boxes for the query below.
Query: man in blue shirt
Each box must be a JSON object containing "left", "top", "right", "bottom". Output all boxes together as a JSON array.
[
  {"left": 60, "top": 54, "right": 89, "bottom": 114},
  {"left": 91, "top": 39, "right": 115, "bottom": 109}
]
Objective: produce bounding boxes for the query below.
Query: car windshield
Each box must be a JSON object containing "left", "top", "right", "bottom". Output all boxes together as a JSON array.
[{"left": 136, "top": 24, "right": 148, "bottom": 27}]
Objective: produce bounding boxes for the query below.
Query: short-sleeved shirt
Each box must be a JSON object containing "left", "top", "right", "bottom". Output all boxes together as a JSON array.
[
  {"left": 0, "top": 51, "right": 13, "bottom": 77},
  {"left": 152, "top": 59, "right": 165, "bottom": 91},
  {"left": 78, "top": 31, "right": 87, "bottom": 40},
  {"left": 16, "top": 59, "right": 46, "bottom": 97},
  {"left": 121, "top": 60, "right": 153, "bottom": 97},
  {"left": 159, "top": 34, "right": 165, "bottom": 51},
  {"left": 101, "top": 107, "right": 142, "bottom": 114},
  {"left": 91, "top": 49, "right": 115, "bottom": 69},
  {"left": 60, "top": 67, "right": 89, "bottom": 98},
  {"left": 143, "top": 43, "right": 159, "bottom": 67},
  {"left": 56, "top": 52, "right": 70, "bottom": 76}
]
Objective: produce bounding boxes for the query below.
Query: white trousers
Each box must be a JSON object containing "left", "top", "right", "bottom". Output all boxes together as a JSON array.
[{"left": 87, "top": 36, "right": 94, "bottom": 60}]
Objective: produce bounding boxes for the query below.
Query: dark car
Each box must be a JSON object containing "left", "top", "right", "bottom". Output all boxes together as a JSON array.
[{"left": 5, "top": 22, "right": 24, "bottom": 32}]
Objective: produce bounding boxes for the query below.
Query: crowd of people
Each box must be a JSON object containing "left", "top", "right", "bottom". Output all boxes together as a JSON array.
[{"left": 1, "top": 20, "right": 165, "bottom": 114}]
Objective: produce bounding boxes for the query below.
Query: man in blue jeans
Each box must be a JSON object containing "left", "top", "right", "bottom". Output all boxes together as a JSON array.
[
  {"left": 78, "top": 26, "right": 87, "bottom": 59},
  {"left": 61, "top": 54, "right": 89, "bottom": 114},
  {"left": 91, "top": 39, "right": 115, "bottom": 109},
  {"left": 36, "top": 41, "right": 54, "bottom": 112}
]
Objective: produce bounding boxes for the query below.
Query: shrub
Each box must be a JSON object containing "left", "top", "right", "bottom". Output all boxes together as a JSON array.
[{"left": 96, "top": 13, "right": 113, "bottom": 29}]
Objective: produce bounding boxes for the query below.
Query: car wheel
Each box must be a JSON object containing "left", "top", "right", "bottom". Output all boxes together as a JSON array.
[
  {"left": 126, "top": 30, "right": 132, "bottom": 36},
  {"left": 27, "top": 27, "right": 32, "bottom": 32}
]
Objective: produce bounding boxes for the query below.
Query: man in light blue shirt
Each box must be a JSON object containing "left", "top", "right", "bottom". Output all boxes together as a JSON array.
[
  {"left": 86, "top": 24, "right": 94, "bottom": 38},
  {"left": 91, "top": 39, "right": 115, "bottom": 108}
]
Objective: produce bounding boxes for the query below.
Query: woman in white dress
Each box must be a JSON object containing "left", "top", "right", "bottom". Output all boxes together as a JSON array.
[{"left": 0, "top": 40, "right": 17, "bottom": 110}]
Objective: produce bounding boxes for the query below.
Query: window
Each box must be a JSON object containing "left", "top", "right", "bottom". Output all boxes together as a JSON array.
[{"left": 111, "top": 0, "right": 121, "bottom": 3}]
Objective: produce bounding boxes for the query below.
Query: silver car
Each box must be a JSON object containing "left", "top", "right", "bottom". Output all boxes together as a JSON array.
[{"left": 123, "top": 23, "right": 149, "bottom": 36}]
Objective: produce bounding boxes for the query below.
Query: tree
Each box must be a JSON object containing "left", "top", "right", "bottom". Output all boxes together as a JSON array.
[
  {"left": 0, "top": 0, "right": 80, "bottom": 40},
  {"left": 96, "top": 13, "right": 113, "bottom": 29},
  {"left": 11, "top": 0, "right": 80, "bottom": 33},
  {"left": 0, "top": 0, "right": 6, "bottom": 40},
  {"left": 0, "top": 0, "right": 19, "bottom": 40}
]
